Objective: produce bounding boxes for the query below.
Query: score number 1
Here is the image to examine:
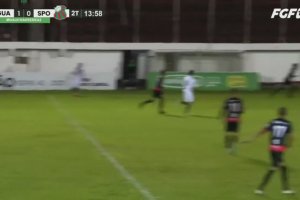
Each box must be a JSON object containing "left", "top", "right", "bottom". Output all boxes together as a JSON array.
[{"left": 15, "top": 9, "right": 33, "bottom": 17}]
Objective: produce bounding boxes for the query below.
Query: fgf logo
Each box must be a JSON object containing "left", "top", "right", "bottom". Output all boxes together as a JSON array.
[{"left": 271, "top": 8, "right": 300, "bottom": 19}]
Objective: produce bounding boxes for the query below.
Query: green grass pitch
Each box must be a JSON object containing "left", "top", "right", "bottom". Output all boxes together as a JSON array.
[{"left": 0, "top": 90, "right": 299, "bottom": 200}]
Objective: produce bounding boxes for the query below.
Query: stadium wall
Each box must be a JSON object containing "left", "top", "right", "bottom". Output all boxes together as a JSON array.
[
  {"left": 243, "top": 52, "right": 300, "bottom": 83},
  {"left": 0, "top": 49, "right": 122, "bottom": 90},
  {"left": 147, "top": 51, "right": 300, "bottom": 83},
  {"left": 0, "top": 43, "right": 299, "bottom": 90}
]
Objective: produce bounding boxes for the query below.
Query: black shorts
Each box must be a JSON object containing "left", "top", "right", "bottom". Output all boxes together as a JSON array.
[
  {"left": 226, "top": 121, "right": 239, "bottom": 132},
  {"left": 153, "top": 90, "right": 163, "bottom": 98},
  {"left": 270, "top": 151, "right": 284, "bottom": 167}
]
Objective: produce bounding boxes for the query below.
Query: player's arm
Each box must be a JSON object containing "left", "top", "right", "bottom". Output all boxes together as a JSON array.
[
  {"left": 251, "top": 128, "right": 269, "bottom": 141},
  {"left": 218, "top": 100, "right": 227, "bottom": 119},
  {"left": 242, "top": 126, "right": 269, "bottom": 143}
]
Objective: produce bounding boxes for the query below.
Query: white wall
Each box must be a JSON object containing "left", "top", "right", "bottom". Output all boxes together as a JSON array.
[
  {"left": 146, "top": 51, "right": 300, "bottom": 83},
  {"left": 40, "top": 51, "right": 122, "bottom": 78},
  {"left": 243, "top": 52, "right": 300, "bottom": 82},
  {"left": 2, "top": 42, "right": 300, "bottom": 51},
  {"left": 0, "top": 50, "right": 123, "bottom": 90},
  {"left": 0, "top": 50, "right": 122, "bottom": 74},
  {"left": 1, "top": 42, "right": 300, "bottom": 83},
  {"left": 0, "top": 51, "right": 13, "bottom": 71}
]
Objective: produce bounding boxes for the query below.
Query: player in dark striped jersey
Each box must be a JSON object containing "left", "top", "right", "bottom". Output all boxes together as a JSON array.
[
  {"left": 139, "top": 70, "right": 166, "bottom": 114},
  {"left": 221, "top": 90, "right": 244, "bottom": 154},
  {"left": 247, "top": 107, "right": 294, "bottom": 195}
]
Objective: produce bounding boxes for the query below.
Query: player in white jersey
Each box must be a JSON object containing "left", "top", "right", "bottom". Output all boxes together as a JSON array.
[
  {"left": 71, "top": 63, "right": 85, "bottom": 96},
  {"left": 181, "top": 70, "right": 197, "bottom": 114}
]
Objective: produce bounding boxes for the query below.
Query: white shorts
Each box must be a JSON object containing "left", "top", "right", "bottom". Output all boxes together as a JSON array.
[
  {"left": 183, "top": 90, "right": 195, "bottom": 103},
  {"left": 71, "top": 77, "right": 81, "bottom": 89}
]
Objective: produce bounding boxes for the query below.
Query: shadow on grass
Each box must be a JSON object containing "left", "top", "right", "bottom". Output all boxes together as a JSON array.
[
  {"left": 240, "top": 155, "right": 298, "bottom": 173},
  {"left": 163, "top": 113, "right": 219, "bottom": 119},
  {"left": 163, "top": 113, "right": 184, "bottom": 118},
  {"left": 191, "top": 114, "right": 219, "bottom": 119},
  {"left": 239, "top": 155, "right": 269, "bottom": 168}
]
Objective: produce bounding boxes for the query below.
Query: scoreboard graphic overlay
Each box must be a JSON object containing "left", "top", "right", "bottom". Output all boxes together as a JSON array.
[{"left": 0, "top": 6, "right": 103, "bottom": 24}]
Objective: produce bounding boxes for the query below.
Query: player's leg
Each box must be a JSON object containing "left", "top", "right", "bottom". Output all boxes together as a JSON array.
[
  {"left": 184, "top": 103, "right": 192, "bottom": 114},
  {"left": 139, "top": 91, "right": 156, "bottom": 107},
  {"left": 181, "top": 90, "right": 187, "bottom": 105},
  {"left": 183, "top": 90, "right": 194, "bottom": 114},
  {"left": 181, "top": 91, "right": 187, "bottom": 111},
  {"left": 229, "top": 134, "right": 239, "bottom": 155},
  {"left": 224, "top": 122, "right": 238, "bottom": 154},
  {"left": 224, "top": 134, "right": 230, "bottom": 148},
  {"left": 278, "top": 154, "right": 294, "bottom": 193},
  {"left": 72, "top": 87, "right": 81, "bottom": 96},
  {"left": 224, "top": 122, "right": 232, "bottom": 152},
  {"left": 224, "top": 133, "right": 232, "bottom": 153},
  {"left": 255, "top": 152, "right": 278, "bottom": 193},
  {"left": 158, "top": 96, "right": 165, "bottom": 114},
  {"left": 280, "top": 164, "right": 290, "bottom": 192},
  {"left": 230, "top": 123, "right": 239, "bottom": 154},
  {"left": 71, "top": 77, "right": 82, "bottom": 96},
  {"left": 225, "top": 134, "right": 238, "bottom": 154},
  {"left": 140, "top": 98, "right": 154, "bottom": 106},
  {"left": 255, "top": 167, "right": 276, "bottom": 194}
]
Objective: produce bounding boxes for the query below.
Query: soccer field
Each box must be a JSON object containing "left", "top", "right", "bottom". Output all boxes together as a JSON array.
[{"left": 0, "top": 91, "right": 299, "bottom": 200}]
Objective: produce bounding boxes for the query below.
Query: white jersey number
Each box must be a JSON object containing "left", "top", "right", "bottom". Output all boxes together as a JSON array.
[{"left": 272, "top": 125, "right": 288, "bottom": 138}]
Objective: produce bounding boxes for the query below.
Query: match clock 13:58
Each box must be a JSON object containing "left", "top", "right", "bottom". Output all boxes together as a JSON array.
[{"left": 83, "top": 10, "right": 103, "bottom": 17}]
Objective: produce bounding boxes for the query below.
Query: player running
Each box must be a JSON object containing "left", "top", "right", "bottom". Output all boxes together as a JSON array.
[
  {"left": 181, "top": 70, "right": 197, "bottom": 114},
  {"left": 245, "top": 107, "right": 294, "bottom": 195},
  {"left": 139, "top": 70, "right": 166, "bottom": 114},
  {"left": 221, "top": 90, "right": 244, "bottom": 154},
  {"left": 272, "top": 63, "right": 299, "bottom": 97},
  {"left": 71, "top": 63, "right": 86, "bottom": 96}
]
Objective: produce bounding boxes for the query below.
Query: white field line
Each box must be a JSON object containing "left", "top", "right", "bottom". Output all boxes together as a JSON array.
[{"left": 47, "top": 95, "right": 157, "bottom": 200}]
